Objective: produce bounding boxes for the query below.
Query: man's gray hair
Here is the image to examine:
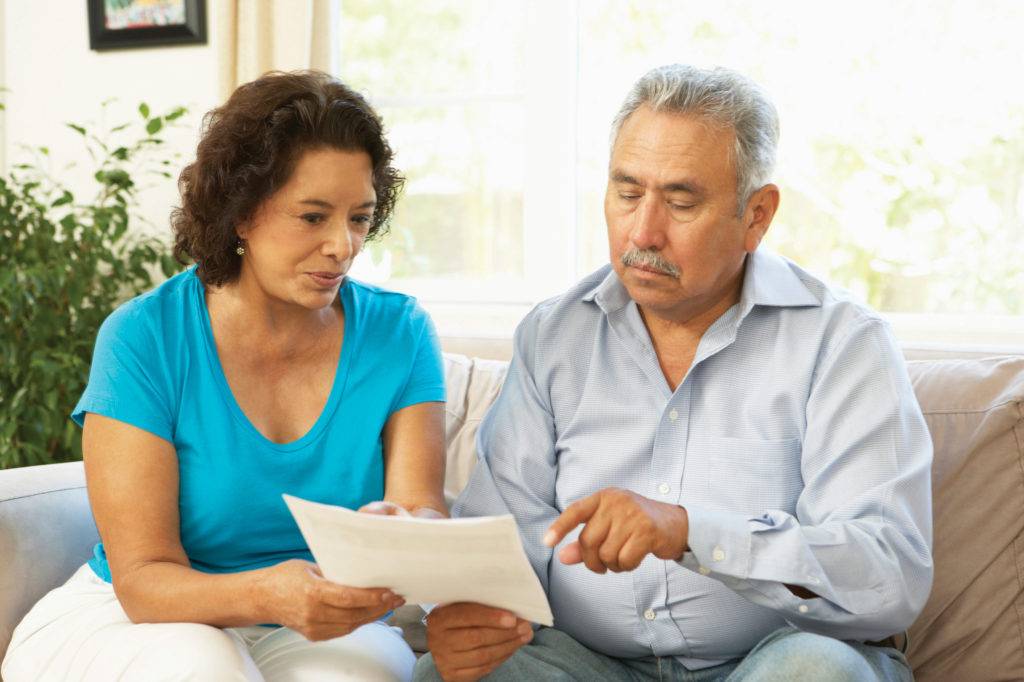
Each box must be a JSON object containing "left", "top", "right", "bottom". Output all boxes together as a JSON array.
[{"left": 611, "top": 64, "right": 780, "bottom": 215}]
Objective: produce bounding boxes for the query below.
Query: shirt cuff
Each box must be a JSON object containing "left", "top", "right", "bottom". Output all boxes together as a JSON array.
[{"left": 679, "top": 505, "right": 753, "bottom": 579}]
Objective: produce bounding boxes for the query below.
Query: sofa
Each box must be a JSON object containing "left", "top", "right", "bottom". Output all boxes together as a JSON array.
[{"left": 2, "top": 344, "right": 1023, "bottom": 681}]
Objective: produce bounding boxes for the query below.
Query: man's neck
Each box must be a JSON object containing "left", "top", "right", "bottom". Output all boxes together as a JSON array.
[
  {"left": 639, "top": 269, "right": 745, "bottom": 345},
  {"left": 637, "top": 268, "right": 745, "bottom": 391}
]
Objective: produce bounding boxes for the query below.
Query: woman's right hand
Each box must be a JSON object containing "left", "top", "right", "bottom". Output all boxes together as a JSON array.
[{"left": 254, "top": 559, "right": 404, "bottom": 641}]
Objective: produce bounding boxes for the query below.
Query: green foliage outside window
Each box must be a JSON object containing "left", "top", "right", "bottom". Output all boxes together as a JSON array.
[{"left": 0, "top": 102, "right": 185, "bottom": 468}]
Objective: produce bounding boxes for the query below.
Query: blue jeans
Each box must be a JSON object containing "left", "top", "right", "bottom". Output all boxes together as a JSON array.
[{"left": 413, "top": 625, "right": 913, "bottom": 681}]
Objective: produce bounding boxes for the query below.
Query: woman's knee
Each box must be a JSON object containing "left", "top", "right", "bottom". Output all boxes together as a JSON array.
[
  {"left": 123, "top": 624, "right": 258, "bottom": 681},
  {"left": 255, "top": 622, "right": 415, "bottom": 682}
]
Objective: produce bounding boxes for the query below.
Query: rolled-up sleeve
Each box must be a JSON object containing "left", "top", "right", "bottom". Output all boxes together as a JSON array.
[{"left": 680, "top": 317, "right": 933, "bottom": 640}]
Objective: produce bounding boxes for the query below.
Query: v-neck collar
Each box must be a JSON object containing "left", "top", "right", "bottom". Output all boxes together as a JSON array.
[{"left": 193, "top": 270, "right": 354, "bottom": 452}]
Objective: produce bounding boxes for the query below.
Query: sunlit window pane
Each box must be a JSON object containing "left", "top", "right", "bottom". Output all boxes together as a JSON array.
[
  {"left": 577, "top": 0, "right": 1024, "bottom": 315},
  {"left": 339, "top": 0, "right": 526, "bottom": 283}
]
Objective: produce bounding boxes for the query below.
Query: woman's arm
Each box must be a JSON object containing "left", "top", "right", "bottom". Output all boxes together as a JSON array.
[
  {"left": 83, "top": 413, "right": 401, "bottom": 636},
  {"left": 378, "top": 401, "right": 448, "bottom": 517}
]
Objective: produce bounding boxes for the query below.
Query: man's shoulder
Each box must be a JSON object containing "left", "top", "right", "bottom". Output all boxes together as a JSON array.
[
  {"left": 517, "top": 265, "right": 612, "bottom": 339},
  {"left": 524, "top": 266, "right": 610, "bottom": 329},
  {"left": 769, "top": 255, "right": 885, "bottom": 328},
  {"left": 766, "top": 256, "right": 895, "bottom": 365}
]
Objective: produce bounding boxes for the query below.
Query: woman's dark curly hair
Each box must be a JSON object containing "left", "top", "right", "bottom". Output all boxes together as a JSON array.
[{"left": 170, "top": 70, "right": 403, "bottom": 286}]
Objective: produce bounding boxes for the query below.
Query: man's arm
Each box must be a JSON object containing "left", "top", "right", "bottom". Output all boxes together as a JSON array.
[
  {"left": 426, "top": 307, "right": 561, "bottom": 680},
  {"left": 680, "top": 317, "right": 933, "bottom": 640},
  {"left": 451, "top": 306, "right": 562, "bottom": 588}
]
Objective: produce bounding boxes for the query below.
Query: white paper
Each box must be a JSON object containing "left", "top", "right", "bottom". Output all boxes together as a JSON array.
[{"left": 283, "top": 495, "right": 554, "bottom": 626}]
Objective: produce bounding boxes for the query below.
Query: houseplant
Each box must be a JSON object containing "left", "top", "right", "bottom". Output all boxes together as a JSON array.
[{"left": 0, "top": 101, "right": 186, "bottom": 468}]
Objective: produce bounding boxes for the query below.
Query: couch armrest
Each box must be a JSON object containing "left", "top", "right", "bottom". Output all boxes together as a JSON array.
[{"left": 0, "top": 461, "right": 99, "bottom": 662}]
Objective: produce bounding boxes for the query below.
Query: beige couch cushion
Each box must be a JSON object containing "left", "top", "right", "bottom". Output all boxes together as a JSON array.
[
  {"left": 442, "top": 353, "right": 509, "bottom": 506},
  {"left": 905, "top": 357, "right": 1024, "bottom": 682}
]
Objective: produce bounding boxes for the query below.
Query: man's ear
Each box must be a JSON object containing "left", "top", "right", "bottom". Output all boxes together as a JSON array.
[{"left": 742, "top": 184, "right": 780, "bottom": 253}]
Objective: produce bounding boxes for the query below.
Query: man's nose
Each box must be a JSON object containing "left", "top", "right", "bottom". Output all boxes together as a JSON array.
[{"left": 629, "top": 197, "right": 667, "bottom": 251}]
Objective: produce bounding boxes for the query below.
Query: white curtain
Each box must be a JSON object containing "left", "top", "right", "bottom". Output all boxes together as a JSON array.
[{"left": 215, "top": 0, "right": 337, "bottom": 101}]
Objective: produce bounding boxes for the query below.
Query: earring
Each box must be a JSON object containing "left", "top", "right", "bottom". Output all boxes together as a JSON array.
[{"left": 235, "top": 240, "right": 245, "bottom": 256}]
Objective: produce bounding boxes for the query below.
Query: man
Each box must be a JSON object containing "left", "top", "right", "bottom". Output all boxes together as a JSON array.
[{"left": 414, "top": 64, "right": 932, "bottom": 682}]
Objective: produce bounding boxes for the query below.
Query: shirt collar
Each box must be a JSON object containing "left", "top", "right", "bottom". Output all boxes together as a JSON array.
[
  {"left": 741, "top": 248, "right": 821, "bottom": 310},
  {"left": 581, "top": 249, "right": 820, "bottom": 315}
]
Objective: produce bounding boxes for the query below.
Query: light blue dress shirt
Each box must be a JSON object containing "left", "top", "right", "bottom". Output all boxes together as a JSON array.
[{"left": 454, "top": 249, "right": 933, "bottom": 670}]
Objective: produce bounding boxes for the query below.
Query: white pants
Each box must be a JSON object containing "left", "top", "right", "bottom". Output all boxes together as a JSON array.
[{"left": 2, "top": 564, "right": 416, "bottom": 682}]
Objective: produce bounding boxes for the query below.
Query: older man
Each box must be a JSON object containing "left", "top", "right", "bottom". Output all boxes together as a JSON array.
[{"left": 415, "top": 65, "right": 932, "bottom": 682}]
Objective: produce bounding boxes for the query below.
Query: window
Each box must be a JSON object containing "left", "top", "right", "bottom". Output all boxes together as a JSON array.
[{"left": 340, "top": 0, "right": 1024, "bottom": 346}]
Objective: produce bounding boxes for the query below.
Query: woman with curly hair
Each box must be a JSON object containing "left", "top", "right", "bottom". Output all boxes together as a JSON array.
[{"left": 2, "top": 70, "right": 445, "bottom": 681}]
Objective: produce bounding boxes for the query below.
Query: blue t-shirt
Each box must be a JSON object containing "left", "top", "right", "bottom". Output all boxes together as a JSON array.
[{"left": 72, "top": 267, "right": 445, "bottom": 582}]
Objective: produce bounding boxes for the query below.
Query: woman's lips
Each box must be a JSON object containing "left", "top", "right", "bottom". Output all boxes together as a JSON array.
[{"left": 307, "top": 272, "right": 344, "bottom": 288}]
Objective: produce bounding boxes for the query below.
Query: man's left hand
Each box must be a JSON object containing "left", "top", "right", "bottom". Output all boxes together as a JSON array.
[{"left": 543, "top": 487, "right": 689, "bottom": 573}]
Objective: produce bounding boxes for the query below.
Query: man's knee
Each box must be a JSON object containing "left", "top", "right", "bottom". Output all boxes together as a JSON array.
[
  {"left": 412, "top": 652, "right": 443, "bottom": 682},
  {"left": 412, "top": 642, "right": 574, "bottom": 682},
  {"left": 739, "top": 630, "right": 875, "bottom": 682}
]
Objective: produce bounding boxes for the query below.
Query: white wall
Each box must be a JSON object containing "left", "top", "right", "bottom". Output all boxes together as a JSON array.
[{"left": 2, "top": 0, "right": 222, "bottom": 239}]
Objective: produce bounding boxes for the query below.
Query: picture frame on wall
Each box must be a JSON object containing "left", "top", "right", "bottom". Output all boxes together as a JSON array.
[{"left": 87, "top": 0, "right": 207, "bottom": 51}]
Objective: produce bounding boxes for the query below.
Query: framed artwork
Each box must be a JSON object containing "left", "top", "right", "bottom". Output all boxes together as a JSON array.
[{"left": 87, "top": 0, "right": 207, "bottom": 51}]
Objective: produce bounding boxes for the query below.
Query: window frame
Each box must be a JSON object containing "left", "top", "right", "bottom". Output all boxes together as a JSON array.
[{"left": 338, "top": 0, "right": 1024, "bottom": 351}]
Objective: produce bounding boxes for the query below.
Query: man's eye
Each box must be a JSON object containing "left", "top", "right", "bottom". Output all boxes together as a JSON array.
[
  {"left": 301, "top": 213, "right": 325, "bottom": 225},
  {"left": 619, "top": 193, "right": 641, "bottom": 201},
  {"left": 670, "top": 203, "right": 695, "bottom": 211}
]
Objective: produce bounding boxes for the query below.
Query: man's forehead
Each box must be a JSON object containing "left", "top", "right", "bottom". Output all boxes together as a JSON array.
[
  {"left": 609, "top": 169, "right": 704, "bottom": 195},
  {"left": 610, "top": 107, "right": 735, "bottom": 183}
]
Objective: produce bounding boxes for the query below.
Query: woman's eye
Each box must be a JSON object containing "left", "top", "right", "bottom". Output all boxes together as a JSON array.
[
  {"left": 352, "top": 215, "right": 373, "bottom": 229},
  {"left": 301, "top": 213, "right": 325, "bottom": 225}
]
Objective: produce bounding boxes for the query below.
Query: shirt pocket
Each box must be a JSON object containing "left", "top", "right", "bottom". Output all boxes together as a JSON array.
[{"left": 702, "top": 436, "right": 803, "bottom": 516}]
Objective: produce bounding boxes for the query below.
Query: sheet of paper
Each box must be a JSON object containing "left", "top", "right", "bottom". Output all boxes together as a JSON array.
[{"left": 283, "top": 495, "right": 554, "bottom": 626}]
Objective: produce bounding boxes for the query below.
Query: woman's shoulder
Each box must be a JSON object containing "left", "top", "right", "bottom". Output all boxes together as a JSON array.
[
  {"left": 345, "top": 277, "right": 430, "bottom": 323},
  {"left": 100, "top": 267, "right": 199, "bottom": 338}
]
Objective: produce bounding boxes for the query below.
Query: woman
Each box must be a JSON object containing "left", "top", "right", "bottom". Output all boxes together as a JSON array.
[{"left": 1, "top": 71, "right": 446, "bottom": 681}]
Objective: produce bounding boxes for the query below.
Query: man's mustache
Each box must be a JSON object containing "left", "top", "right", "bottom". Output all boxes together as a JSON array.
[{"left": 620, "top": 248, "right": 681, "bottom": 278}]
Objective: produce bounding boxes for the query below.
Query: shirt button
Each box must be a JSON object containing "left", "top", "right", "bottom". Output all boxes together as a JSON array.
[
  {"left": 669, "top": 409, "right": 679, "bottom": 421},
  {"left": 643, "top": 608, "right": 656, "bottom": 621},
  {"left": 698, "top": 566, "right": 711, "bottom": 576},
  {"left": 658, "top": 482, "right": 670, "bottom": 494},
  {"left": 712, "top": 546, "right": 726, "bottom": 562},
  {"left": 798, "top": 604, "right": 809, "bottom": 614}
]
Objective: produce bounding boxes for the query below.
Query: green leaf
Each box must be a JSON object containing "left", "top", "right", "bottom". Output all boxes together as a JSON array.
[
  {"left": 51, "top": 191, "right": 74, "bottom": 207},
  {"left": 66, "top": 123, "right": 87, "bottom": 136},
  {"left": 165, "top": 106, "right": 187, "bottom": 121},
  {"left": 146, "top": 117, "right": 163, "bottom": 135},
  {"left": 139, "top": 102, "right": 150, "bottom": 119},
  {"left": 9, "top": 387, "right": 27, "bottom": 412}
]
